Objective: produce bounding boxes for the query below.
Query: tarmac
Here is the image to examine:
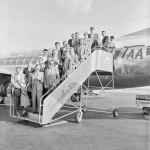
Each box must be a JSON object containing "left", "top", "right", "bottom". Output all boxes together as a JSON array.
[{"left": 0, "top": 90, "right": 150, "bottom": 150}]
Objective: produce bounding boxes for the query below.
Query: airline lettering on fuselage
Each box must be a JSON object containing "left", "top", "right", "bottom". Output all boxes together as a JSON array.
[
  {"left": 127, "top": 48, "right": 143, "bottom": 59},
  {"left": 127, "top": 49, "right": 134, "bottom": 59},
  {"left": 135, "top": 49, "right": 143, "bottom": 59}
]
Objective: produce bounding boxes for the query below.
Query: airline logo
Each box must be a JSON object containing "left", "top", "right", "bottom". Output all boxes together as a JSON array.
[
  {"left": 124, "top": 46, "right": 146, "bottom": 60},
  {"left": 104, "top": 57, "right": 110, "bottom": 66}
]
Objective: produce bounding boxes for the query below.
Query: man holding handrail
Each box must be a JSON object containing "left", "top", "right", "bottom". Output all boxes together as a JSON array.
[{"left": 44, "top": 61, "right": 60, "bottom": 92}]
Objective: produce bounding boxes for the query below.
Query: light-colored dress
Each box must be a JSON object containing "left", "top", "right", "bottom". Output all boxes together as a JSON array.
[
  {"left": 77, "top": 45, "right": 86, "bottom": 61},
  {"left": 11, "top": 73, "right": 30, "bottom": 108}
]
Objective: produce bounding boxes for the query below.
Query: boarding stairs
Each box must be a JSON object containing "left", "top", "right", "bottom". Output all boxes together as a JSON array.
[{"left": 10, "top": 49, "right": 114, "bottom": 125}]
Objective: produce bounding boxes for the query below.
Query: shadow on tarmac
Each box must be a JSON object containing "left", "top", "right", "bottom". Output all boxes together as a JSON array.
[{"left": 0, "top": 105, "right": 146, "bottom": 128}]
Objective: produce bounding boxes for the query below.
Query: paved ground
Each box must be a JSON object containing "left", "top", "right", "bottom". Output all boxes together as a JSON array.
[{"left": 0, "top": 91, "right": 150, "bottom": 150}]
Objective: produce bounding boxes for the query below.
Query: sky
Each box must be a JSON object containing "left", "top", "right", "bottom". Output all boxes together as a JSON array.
[{"left": 0, "top": 0, "right": 150, "bottom": 55}]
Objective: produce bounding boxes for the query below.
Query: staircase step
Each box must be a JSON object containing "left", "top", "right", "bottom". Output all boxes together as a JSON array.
[{"left": 28, "top": 112, "right": 41, "bottom": 120}]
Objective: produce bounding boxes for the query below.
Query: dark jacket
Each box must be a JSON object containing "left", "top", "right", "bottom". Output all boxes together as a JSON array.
[
  {"left": 68, "top": 39, "right": 74, "bottom": 47},
  {"left": 102, "top": 36, "right": 109, "bottom": 49},
  {"left": 23, "top": 67, "right": 35, "bottom": 82}
]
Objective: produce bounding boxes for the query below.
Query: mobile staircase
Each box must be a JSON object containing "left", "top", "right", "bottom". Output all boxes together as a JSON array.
[{"left": 9, "top": 48, "right": 119, "bottom": 125}]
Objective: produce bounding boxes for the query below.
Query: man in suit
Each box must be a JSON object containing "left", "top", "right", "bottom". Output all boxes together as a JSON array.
[
  {"left": 36, "top": 49, "right": 48, "bottom": 65},
  {"left": 23, "top": 61, "right": 35, "bottom": 83},
  {"left": 52, "top": 42, "right": 63, "bottom": 77},
  {"left": 68, "top": 33, "right": 76, "bottom": 47},
  {"left": 88, "top": 27, "right": 98, "bottom": 49},
  {"left": 77, "top": 38, "right": 86, "bottom": 61},
  {"left": 88, "top": 27, "right": 96, "bottom": 38},
  {"left": 36, "top": 56, "right": 46, "bottom": 72},
  {"left": 44, "top": 61, "right": 60, "bottom": 91},
  {"left": 44, "top": 52, "right": 53, "bottom": 66},
  {"left": 70, "top": 47, "right": 79, "bottom": 72},
  {"left": 73, "top": 32, "right": 80, "bottom": 55},
  {"left": 23, "top": 61, "right": 35, "bottom": 99},
  {"left": 101, "top": 31, "right": 109, "bottom": 51},
  {"left": 52, "top": 42, "right": 61, "bottom": 64},
  {"left": 29, "top": 64, "right": 44, "bottom": 113},
  {"left": 60, "top": 41, "right": 67, "bottom": 56},
  {"left": 41, "top": 49, "right": 48, "bottom": 63},
  {"left": 84, "top": 31, "right": 91, "bottom": 55},
  {"left": 63, "top": 51, "right": 71, "bottom": 76}
]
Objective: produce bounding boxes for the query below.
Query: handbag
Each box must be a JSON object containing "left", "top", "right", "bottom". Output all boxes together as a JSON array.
[
  {"left": 6, "top": 89, "right": 12, "bottom": 94},
  {"left": 6, "top": 84, "right": 12, "bottom": 94},
  {"left": 14, "top": 88, "right": 21, "bottom": 97}
]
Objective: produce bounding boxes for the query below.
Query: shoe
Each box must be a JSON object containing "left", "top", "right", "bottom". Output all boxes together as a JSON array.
[
  {"left": 32, "top": 110, "right": 36, "bottom": 114},
  {"left": 14, "top": 111, "right": 20, "bottom": 117},
  {"left": 21, "top": 110, "right": 27, "bottom": 117}
]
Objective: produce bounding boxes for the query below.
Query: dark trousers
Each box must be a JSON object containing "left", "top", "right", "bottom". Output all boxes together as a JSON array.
[
  {"left": 59, "top": 66, "right": 63, "bottom": 79},
  {"left": 13, "top": 94, "right": 20, "bottom": 114}
]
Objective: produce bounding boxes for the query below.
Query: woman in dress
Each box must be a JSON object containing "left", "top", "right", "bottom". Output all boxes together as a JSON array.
[{"left": 11, "top": 66, "right": 30, "bottom": 116}]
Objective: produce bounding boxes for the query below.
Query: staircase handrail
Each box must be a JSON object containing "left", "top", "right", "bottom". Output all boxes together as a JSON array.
[{"left": 39, "top": 46, "right": 99, "bottom": 106}]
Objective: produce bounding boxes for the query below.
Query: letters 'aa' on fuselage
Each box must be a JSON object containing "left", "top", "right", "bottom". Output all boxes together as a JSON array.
[{"left": 88, "top": 45, "right": 150, "bottom": 88}]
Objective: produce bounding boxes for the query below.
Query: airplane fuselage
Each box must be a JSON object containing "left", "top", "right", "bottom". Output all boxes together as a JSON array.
[
  {"left": 0, "top": 45, "right": 150, "bottom": 95},
  {"left": 85, "top": 45, "right": 150, "bottom": 88}
]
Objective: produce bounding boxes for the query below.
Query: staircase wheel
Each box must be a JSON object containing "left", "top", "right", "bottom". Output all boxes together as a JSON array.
[
  {"left": 71, "top": 95, "right": 77, "bottom": 102},
  {"left": 71, "top": 93, "right": 80, "bottom": 102},
  {"left": 75, "top": 111, "right": 83, "bottom": 123},
  {"left": 142, "top": 107, "right": 148, "bottom": 115},
  {"left": 113, "top": 109, "right": 119, "bottom": 118},
  {"left": 142, "top": 107, "right": 150, "bottom": 115}
]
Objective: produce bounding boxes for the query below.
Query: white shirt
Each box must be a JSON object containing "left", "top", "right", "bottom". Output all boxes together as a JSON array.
[
  {"left": 36, "top": 55, "right": 47, "bottom": 64},
  {"left": 39, "top": 55, "right": 47, "bottom": 63},
  {"left": 109, "top": 40, "right": 117, "bottom": 48}
]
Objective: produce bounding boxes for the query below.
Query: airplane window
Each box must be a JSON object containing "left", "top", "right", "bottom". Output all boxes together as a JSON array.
[
  {"left": 17, "top": 57, "right": 25, "bottom": 65},
  {"left": 0, "top": 58, "right": 5, "bottom": 66},
  {"left": 24, "top": 56, "right": 33, "bottom": 65},
  {"left": 11, "top": 57, "right": 18, "bottom": 65},
  {"left": 5, "top": 58, "right": 11, "bottom": 65},
  {"left": 32, "top": 55, "right": 39, "bottom": 64},
  {"left": 146, "top": 47, "right": 150, "bottom": 55}
]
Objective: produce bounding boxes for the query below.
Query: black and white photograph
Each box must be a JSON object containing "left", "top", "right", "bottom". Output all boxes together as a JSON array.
[{"left": 0, "top": 0, "right": 150, "bottom": 149}]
